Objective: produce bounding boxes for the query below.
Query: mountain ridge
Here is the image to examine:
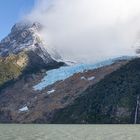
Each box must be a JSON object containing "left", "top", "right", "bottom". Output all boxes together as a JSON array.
[{"left": 0, "top": 21, "right": 64, "bottom": 87}]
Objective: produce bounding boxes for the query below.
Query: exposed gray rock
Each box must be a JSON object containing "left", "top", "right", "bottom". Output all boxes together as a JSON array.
[{"left": 0, "top": 21, "right": 54, "bottom": 65}]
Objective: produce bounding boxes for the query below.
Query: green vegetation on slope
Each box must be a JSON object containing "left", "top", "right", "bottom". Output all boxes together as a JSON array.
[
  {"left": 52, "top": 58, "right": 140, "bottom": 124},
  {"left": 0, "top": 52, "right": 28, "bottom": 86}
]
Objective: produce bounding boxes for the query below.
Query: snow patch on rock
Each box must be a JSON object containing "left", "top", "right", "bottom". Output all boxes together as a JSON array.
[
  {"left": 19, "top": 106, "right": 29, "bottom": 112},
  {"left": 81, "top": 76, "right": 95, "bottom": 81},
  {"left": 47, "top": 89, "right": 55, "bottom": 94},
  {"left": 87, "top": 76, "right": 95, "bottom": 81},
  {"left": 81, "top": 76, "right": 86, "bottom": 80}
]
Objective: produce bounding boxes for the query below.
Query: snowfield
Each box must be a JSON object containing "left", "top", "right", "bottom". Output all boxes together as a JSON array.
[{"left": 33, "top": 56, "right": 134, "bottom": 91}]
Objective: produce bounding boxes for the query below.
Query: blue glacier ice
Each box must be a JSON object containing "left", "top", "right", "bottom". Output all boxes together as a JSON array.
[{"left": 33, "top": 56, "right": 134, "bottom": 91}]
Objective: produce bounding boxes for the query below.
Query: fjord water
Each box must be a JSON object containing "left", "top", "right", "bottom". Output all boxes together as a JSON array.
[{"left": 0, "top": 125, "right": 140, "bottom": 140}]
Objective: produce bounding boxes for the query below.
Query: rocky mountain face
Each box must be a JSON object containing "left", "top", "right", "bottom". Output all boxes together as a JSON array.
[
  {"left": 0, "top": 21, "right": 139, "bottom": 124},
  {"left": 0, "top": 57, "right": 129, "bottom": 123},
  {"left": 0, "top": 21, "right": 64, "bottom": 87},
  {"left": 0, "top": 22, "right": 48, "bottom": 59},
  {"left": 51, "top": 58, "right": 140, "bottom": 124}
]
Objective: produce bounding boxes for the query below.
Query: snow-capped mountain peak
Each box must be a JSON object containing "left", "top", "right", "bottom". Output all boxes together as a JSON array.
[
  {"left": 0, "top": 22, "right": 43, "bottom": 55},
  {"left": 0, "top": 21, "right": 58, "bottom": 66}
]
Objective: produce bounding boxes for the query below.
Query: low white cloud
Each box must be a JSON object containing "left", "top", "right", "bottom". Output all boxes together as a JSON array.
[{"left": 26, "top": 0, "right": 140, "bottom": 63}]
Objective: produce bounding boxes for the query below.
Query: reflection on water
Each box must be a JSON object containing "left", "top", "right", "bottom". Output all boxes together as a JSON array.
[{"left": 0, "top": 125, "right": 139, "bottom": 140}]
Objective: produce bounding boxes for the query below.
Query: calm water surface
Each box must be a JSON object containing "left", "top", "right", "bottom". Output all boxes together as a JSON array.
[{"left": 0, "top": 125, "right": 140, "bottom": 140}]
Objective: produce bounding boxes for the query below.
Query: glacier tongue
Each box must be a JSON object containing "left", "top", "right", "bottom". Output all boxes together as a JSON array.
[{"left": 33, "top": 56, "right": 133, "bottom": 91}]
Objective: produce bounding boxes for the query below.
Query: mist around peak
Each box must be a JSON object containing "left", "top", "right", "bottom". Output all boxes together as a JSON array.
[{"left": 25, "top": 0, "right": 140, "bottom": 63}]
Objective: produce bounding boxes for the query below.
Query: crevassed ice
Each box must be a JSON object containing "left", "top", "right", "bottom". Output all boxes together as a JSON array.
[{"left": 33, "top": 56, "right": 134, "bottom": 91}]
